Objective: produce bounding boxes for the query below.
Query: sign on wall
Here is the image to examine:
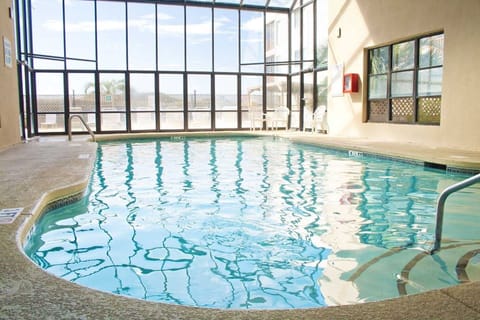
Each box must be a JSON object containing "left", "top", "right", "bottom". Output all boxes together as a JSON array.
[{"left": 3, "top": 37, "right": 12, "bottom": 68}]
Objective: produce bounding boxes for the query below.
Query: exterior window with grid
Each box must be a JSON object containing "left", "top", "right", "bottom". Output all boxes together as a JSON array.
[{"left": 367, "top": 33, "right": 443, "bottom": 125}]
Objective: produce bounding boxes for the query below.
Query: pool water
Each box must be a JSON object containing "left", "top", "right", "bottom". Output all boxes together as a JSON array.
[{"left": 24, "top": 136, "right": 480, "bottom": 309}]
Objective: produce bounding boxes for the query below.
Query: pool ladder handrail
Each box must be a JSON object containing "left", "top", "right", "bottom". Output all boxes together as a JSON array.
[
  {"left": 431, "top": 172, "right": 480, "bottom": 254},
  {"left": 68, "top": 115, "right": 96, "bottom": 142}
]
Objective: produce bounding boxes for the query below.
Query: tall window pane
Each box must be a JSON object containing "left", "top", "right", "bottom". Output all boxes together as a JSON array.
[
  {"left": 65, "top": 1, "right": 95, "bottom": 69},
  {"left": 130, "top": 73, "right": 156, "bottom": 131},
  {"left": 241, "top": 75, "right": 262, "bottom": 129},
  {"left": 290, "top": 7, "right": 301, "bottom": 73},
  {"left": 159, "top": 74, "right": 183, "bottom": 111},
  {"left": 369, "top": 46, "right": 389, "bottom": 74},
  {"left": 266, "top": 75, "right": 288, "bottom": 129},
  {"left": 130, "top": 74, "right": 155, "bottom": 111},
  {"left": 391, "top": 71, "right": 413, "bottom": 97},
  {"left": 128, "top": 3, "right": 156, "bottom": 71},
  {"left": 69, "top": 73, "right": 95, "bottom": 113},
  {"left": 418, "top": 68, "right": 443, "bottom": 96},
  {"left": 36, "top": 73, "right": 64, "bottom": 132},
  {"left": 392, "top": 41, "right": 414, "bottom": 71},
  {"left": 159, "top": 73, "right": 185, "bottom": 130},
  {"left": 215, "top": 75, "right": 237, "bottom": 129},
  {"left": 215, "top": 75, "right": 237, "bottom": 112},
  {"left": 187, "top": 7, "right": 212, "bottom": 71},
  {"left": 69, "top": 73, "right": 96, "bottom": 132},
  {"left": 369, "top": 75, "right": 388, "bottom": 99},
  {"left": 100, "top": 73, "right": 126, "bottom": 112},
  {"left": 316, "top": 0, "right": 328, "bottom": 68},
  {"left": 214, "top": 9, "right": 238, "bottom": 72},
  {"left": 97, "top": 1, "right": 126, "bottom": 70},
  {"left": 303, "top": 73, "right": 314, "bottom": 130},
  {"left": 317, "top": 70, "right": 328, "bottom": 107},
  {"left": 418, "top": 34, "right": 444, "bottom": 97},
  {"left": 100, "top": 73, "right": 126, "bottom": 131},
  {"left": 302, "top": 4, "right": 314, "bottom": 70},
  {"left": 158, "top": 5, "right": 184, "bottom": 71},
  {"left": 266, "top": 76, "right": 287, "bottom": 111},
  {"left": 368, "top": 46, "right": 389, "bottom": 99},
  {"left": 241, "top": 11, "right": 264, "bottom": 73},
  {"left": 291, "top": 74, "right": 300, "bottom": 128},
  {"left": 420, "top": 34, "right": 444, "bottom": 68},
  {"left": 266, "top": 13, "right": 289, "bottom": 74},
  {"left": 31, "top": 0, "right": 64, "bottom": 69},
  {"left": 188, "top": 74, "right": 211, "bottom": 111},
  {"left": 188, "top": 74, "right": 211, "bottom": 129}
]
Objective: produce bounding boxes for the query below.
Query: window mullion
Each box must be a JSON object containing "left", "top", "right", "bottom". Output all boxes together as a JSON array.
[
  {"left": 387, "top": 45, "right": 392, "bottom": 122},
  {"left": 413, "top": 38, "right": 419, "bottom": 123}
]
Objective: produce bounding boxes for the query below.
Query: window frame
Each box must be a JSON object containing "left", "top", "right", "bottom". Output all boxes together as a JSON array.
[{"left": 366, "top": 32, "right": 444, "bottom": 125}]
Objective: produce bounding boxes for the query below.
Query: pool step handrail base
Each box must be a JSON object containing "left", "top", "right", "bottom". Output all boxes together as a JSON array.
[{"left": 68, "top": 115, "right": 96, "bottom": 142}]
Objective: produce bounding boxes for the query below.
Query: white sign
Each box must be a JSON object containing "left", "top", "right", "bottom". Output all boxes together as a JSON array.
[{"left": 3, "top": 37, "right": 12, "bottom": 68}]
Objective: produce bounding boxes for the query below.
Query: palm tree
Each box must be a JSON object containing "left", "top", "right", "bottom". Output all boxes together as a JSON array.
[
  {"left": 83, "top": 79, "right": 125, "bottom": 108},
  {"left": 83, "top": 79, "right": 125, "bottom": 96}
]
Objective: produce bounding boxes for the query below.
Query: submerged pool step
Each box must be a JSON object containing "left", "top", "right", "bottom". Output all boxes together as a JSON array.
[
  {"left": 405, "top": 243, "right": 480, "bottom": 294},
  {"left": 344, "top": 243, "right": 480, "bottom": 302}
]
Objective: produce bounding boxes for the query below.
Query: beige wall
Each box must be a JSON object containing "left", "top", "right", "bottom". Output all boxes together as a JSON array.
[
  {"left": 0, "top": 0, "right": 20, "bottom": 149},
  {"left": 328, "top": 0, "right": 480, "bottom": 151}
]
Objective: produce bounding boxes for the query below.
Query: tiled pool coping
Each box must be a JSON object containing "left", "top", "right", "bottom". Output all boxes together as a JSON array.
[{"left": 2, "top": 132, "right": 480, "bottom": 319}]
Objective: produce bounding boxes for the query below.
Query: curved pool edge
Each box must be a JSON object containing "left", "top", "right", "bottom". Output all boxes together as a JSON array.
[
  {"left": 3, "top": 133, "right": 480, "bottom": 319},
  {"left": 17, "top": 181, "right": 90, "bottom": 249}
]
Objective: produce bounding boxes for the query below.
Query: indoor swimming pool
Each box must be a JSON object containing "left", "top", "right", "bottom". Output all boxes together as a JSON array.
[{"left": 24, "top": 136, "right": 480, "bottom": 310}]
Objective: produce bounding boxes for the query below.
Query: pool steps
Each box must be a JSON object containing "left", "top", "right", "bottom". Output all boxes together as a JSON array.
[{"left": 343, "top": 241, "right": 480, "bottom": 304}]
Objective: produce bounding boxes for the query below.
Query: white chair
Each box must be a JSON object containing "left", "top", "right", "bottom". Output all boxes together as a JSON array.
[
  {"left": 87, "top": 113, "right": 96, "bottom": 128},
  {"left": 269, "top": 106, "right": 290, "bottom": 130},
  {"left": 41, "top": 113, "right": 57, "bottom": 129},
  {"left": 310, "top": 105, "right": 327, "bottom": 133},
  {"left": 248, "top": 106, "right": 267, "bottom": 131}
]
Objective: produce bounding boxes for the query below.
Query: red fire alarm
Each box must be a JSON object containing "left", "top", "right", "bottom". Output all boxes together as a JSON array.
[{"left": 343, "top": 73, "right": 359, "bottom": 93}]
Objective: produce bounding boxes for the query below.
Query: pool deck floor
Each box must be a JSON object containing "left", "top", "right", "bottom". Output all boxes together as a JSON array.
[{"left": 1, "top": 131, "right": 480, "bottom": 319}]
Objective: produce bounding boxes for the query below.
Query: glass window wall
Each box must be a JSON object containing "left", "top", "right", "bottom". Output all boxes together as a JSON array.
[{"left": 23, "top": 0, "right": 325, "bottom": 134}]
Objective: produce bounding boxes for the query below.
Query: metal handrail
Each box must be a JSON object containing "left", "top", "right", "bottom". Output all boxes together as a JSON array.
[
  {"left": 431, "top": 172, "right": 480, "bottom": 253},
  {"left": 68, "top": 115, "right": 96, "bottom": 142}
]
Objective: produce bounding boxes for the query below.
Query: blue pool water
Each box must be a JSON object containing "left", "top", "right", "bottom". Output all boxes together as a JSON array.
[{"left": 24, "top": 136, "right": 480, "bottom": 309}]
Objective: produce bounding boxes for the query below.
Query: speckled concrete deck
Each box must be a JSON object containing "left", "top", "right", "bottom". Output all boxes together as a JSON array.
[{"left": 1, "top": 132, "right": 480, "bottom": 320}]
